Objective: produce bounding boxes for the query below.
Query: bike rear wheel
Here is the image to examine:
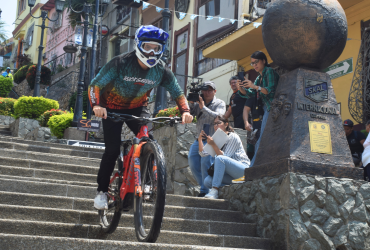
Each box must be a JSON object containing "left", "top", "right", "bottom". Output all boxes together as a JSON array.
[
  {"left": 98, "top": 159, "right": 123, "bottom": 234},
  {"left": 134, "top": 141, "right": 166, "bottom": 242}
]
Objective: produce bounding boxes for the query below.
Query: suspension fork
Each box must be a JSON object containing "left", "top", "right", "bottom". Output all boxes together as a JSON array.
[{"left": 133, "top": 138, "right": 147, "bottom": 197}]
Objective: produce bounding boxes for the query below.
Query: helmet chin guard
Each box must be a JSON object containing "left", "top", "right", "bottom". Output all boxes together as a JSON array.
[{"left": 135, "top": 44, "right": 163, "bottom": 68}]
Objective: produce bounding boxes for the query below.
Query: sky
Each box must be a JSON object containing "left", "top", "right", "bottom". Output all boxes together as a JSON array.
[{"left": 1, "top": 1, "right": 18, "bottom": 40}]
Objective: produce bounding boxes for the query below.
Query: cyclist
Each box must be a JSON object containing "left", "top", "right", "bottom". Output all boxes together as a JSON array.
[{"left": 89, "top": 25, "right": 193, "bottom": 210}]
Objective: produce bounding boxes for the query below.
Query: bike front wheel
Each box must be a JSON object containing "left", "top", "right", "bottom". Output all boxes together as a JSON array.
[{"left": 134, "top": 141, "right": 166, "bottom": 242}]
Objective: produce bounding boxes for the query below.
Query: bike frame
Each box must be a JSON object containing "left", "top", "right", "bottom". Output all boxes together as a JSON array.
[{"left": 108, "top": 124, "right": 153, "bottom": 208}]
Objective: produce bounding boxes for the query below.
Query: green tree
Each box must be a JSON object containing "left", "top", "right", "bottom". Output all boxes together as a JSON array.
[{"left": 0, "top": 21, "right": 8, "bottom": 43}]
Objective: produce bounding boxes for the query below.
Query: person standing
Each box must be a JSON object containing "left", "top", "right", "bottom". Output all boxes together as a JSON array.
[
  {"left": 2, "top": 67, "right": 13, "bottom": 81},
  {"left": 224, "top": 76, "right": 247, "bottom": 130},
  {"left": 361, "top": 120, "right": 370, "bottom": 181},
  {"left": 238, "top": 51, "right": 279, "bottom": 167},
  {"left": 344, "top": 119, "right": 366, "bottom": 166},
  {"left": 188, "top": 81, "right": 226, "bottom": 197}
]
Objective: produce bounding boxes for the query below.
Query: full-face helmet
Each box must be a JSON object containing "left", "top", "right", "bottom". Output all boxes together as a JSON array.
[{"left": 134, "top": 25, "right": 169, "bottom": 68}]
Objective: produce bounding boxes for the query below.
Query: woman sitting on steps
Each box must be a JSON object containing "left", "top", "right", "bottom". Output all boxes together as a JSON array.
[{"left": 198, "top": 115, "right": 250, "bottom": 199}]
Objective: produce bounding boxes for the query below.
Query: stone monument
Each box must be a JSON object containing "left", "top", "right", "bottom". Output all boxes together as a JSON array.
[{"left": 245, "top": 0, "right": 363, "bottom": 180}]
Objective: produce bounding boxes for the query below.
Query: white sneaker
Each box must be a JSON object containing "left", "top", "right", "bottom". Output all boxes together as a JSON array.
[
  {"left": 94, "top": 191, "right": 108, "bottom": 210},
  {"left": 204, "top": 188, "right": 219, "bottom": 199}
]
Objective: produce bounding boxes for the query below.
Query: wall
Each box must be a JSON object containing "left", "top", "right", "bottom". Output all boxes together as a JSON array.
[
  {"left": 198, "top": 61, "right": 238, "bottom": 104},
  {"left": 44, "top": 8, "right": 76, "bottom": 67},
  {"left": 220, "top": 173, "right": 370, "bottom": 250},
  {"left": 13, "top": 0, "right": 48, "bottom": 67}
]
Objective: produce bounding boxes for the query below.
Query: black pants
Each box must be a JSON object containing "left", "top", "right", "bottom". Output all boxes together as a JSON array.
[
  {"left": 97, "top": 106, "right": 151, "bottom": 192},
  {"left": 364, "top": 163, "right": 370, "bottom": 182}
]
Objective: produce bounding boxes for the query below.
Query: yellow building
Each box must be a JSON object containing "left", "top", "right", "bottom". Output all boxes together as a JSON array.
[
  {"left": 12, "top": 0, "right": 49, "bottom": 68},
  {"left": 204, "top": 0, "right": 370, "bottom": 126}
]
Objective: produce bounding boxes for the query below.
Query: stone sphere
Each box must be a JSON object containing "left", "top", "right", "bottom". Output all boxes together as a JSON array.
[{"left": 262, "top": 0, "right": 347, "bottom": 71}]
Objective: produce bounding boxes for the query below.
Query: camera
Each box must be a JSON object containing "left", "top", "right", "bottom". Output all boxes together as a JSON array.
[{"left": 186, "top": 82, "right": 208, "bottom": 102}]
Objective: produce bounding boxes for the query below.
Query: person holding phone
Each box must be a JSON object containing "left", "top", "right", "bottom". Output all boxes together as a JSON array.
[
  {"left": 188, "top": 81, "right": 226, "bottom": 197},
  {"left": 224, "top": 76, "right": 248, "bottom": 130},
  {"left": 237, "top": 51, "right": 279, "bottom": 168},
  {"left": 198, "top": 115, "right": 250, "bottom": 199}
]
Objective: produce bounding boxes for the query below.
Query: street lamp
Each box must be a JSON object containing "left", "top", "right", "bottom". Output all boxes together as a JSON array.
[
  {"left": 67, "top": 0, "right": 104, "bottom": 126},
  {"left": 29, "top": 0, "right": 65, "bottom": 97}
]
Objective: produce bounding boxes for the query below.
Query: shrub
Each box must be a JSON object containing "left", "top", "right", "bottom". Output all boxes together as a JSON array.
[
  {"left": 47, "top": 112, "right": 74, "bottom": 139},
  {"left": 0, "top": 98, "right": 17, "bottom": 116},
  {"left": 0, "top": 76, "right": 14, "bottom": 97},
  {"left": 37, "top": 108, "right": 68, "bottom": 127},
  {"left": 68, "top": 91, "right": 88, "bottom": 113},
  {"left": 156, "top": 106, "right": 197, "bottom": 123},
  {"left": 154, "top": 106, "right": 197, "bottom": 129},
  {"left": 13, "top": 64, "right": 32, "bottom": 84},
  {"left": 13, "top": 96, "right": 59, "bottom": 119},
  {"left": 26, "top": 65, "right": 52, "bottom": 89}
]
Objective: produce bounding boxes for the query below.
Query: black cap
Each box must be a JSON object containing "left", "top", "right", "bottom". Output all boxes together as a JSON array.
[{"left": 343, "top": 119, "right": 354, "bottom": 127}]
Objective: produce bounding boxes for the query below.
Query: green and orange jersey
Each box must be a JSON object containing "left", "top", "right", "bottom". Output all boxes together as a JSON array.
[{"left": 88, "top": 52, "right": 189, "bottom": 114}]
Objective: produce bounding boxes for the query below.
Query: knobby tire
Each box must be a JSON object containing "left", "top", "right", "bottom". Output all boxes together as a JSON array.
[{"left": 134, "top": 141, "right": 166, "bottom": 242}]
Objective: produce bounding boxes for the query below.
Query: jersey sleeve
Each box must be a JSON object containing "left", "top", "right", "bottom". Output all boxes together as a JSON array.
[
  {"left": 160, "top": 68, "right": 190, "bottom": 114},
  {"left": 88, "top": 56, "right": 120, "bottom": 107}
]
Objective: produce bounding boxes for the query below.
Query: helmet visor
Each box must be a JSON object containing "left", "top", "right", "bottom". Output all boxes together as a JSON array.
[{"left": 140, "top": 41, "right": 163, "bottom": 55}]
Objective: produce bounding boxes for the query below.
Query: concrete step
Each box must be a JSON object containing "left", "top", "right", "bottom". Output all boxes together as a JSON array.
[
  {"left": 0, "top": 204, "right": 255, "bottom": 237},
  {"left": 0, "top": 192, "right": 244, "bottom": 223},
  {"left": 0, "top": 149, "right": 101, "bottom": 167},
  {"left": 0, "top": 141, "right": 103, "bottom": 159},
  {"left": 0, "top": 156, "right": 99, "bottom": 175},
  {"left": 0, "top": 179, "right": 229, "bottom": 210},
  {"left": 0, "top": 165, "right": 96, "bottom": 184},
  {"left": 0, "top": 219, "right": 271, "bottom": 249},
  {"left": 0, "top": 131, "right": 12, "bottom": 136},
  {"left": 0, "top": 174, "right": 96, "bottom": 187},
  {"left": 0, "top": 134, "right": 105, "bottom": 153},
  {"left": 0, "top": 234, "right": 263, "bottom": 250}
]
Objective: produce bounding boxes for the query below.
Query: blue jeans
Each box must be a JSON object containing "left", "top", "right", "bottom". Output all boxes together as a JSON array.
[
  {"left": 204, "top": 155, "right": 248, "bottom": 189},
  {"left": 188, "top": 140, "right": 214, "bottom": 194},
  {"left": 250, "top": 105, "right": 269, "bottom": 167}
]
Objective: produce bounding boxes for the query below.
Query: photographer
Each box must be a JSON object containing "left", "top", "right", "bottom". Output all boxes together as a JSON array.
[{"left": 188, "top": 81, "right": 226, "bottom": 197}]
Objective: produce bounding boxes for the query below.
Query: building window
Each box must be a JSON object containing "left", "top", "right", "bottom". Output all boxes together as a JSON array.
[
  {"left": 116, "top": 6, "right": 131, "bottom": 24},
  {"left": 195, "top": 0, "right": 236, "bottom": 76},
  {"left": 196, "top": 48, "right": 229, "bottom": 76},
  {"left": 173, "top": 25, "right": 190, "bottom": 92},
  {"left": 18, "top": 0, "right": 26, "bottom": 16},
  {"left": 113, "top": 30, "right": 130, "bottom": 57}
]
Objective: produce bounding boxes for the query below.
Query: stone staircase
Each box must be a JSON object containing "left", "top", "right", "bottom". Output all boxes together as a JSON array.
[{"left": 0, "top": 125, "right": 272, "bottom": 249}]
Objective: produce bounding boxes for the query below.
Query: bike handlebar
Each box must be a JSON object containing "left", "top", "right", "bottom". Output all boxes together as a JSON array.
[{"left": 106, "top": 112, "right": 182, "bottom": 125}]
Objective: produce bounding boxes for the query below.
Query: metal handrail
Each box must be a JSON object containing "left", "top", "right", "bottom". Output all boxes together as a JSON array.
[{"left": 44, "top": 52, "right": 68, "bottom": 66}]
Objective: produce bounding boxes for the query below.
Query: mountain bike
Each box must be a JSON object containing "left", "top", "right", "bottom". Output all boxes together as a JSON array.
[{"left": 98, "top": 112, "right": 181, "bottom": 242}]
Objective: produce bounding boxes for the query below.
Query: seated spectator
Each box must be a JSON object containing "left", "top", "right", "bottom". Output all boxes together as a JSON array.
[
  {"left": 224, "top": 76, "right": 246, "bottom": 130},
  {"left": 362, "top": 120, "right": 370, "bottom": 181},
  {"left": 344, "top": 119, "right": 366, "bottom": 166},
  {"left": 238, "top": 51, "right": 279, "bottom": 167},
  {"left": 198, "top": 115, "right": 250, "bottom": 199},
  {"left": 188, "top": 82, "right": 226, "bottom": 197}
]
